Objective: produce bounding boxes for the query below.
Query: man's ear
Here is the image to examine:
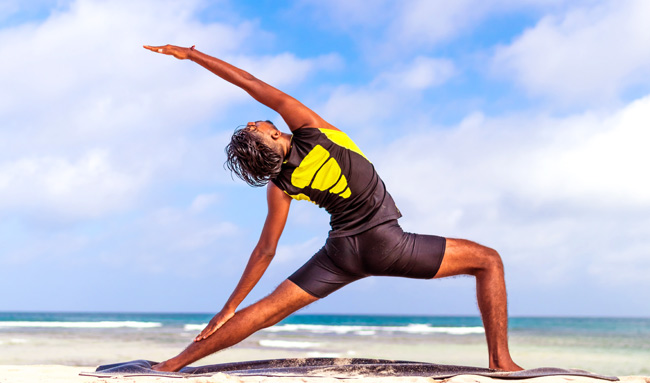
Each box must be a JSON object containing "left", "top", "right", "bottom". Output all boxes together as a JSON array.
[{"left": 271, "top": 129, "right": 281, "bottom": 139}]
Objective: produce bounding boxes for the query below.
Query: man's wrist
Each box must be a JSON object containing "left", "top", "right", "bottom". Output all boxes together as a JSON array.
[
  {"left": 223, "top": 302, "right": 237, "bottom": 313},
  {"left": 187, "top": 45, "right": 196, "bottom": 61}
]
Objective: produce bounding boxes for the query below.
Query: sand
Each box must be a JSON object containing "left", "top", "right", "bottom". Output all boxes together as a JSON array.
[{"left": 0, "top": 365, "right": 648, "bottom": 383}]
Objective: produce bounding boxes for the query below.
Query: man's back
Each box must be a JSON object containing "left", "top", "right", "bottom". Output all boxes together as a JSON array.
[{"left": 272, "top": 127, "right": 401, "bottom": 236}]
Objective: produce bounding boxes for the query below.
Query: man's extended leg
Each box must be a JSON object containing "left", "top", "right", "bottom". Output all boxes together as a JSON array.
[
  {"left": 153, "top": 280, "right": 318, "bottom": 372},
  {"left": 434, "top": 238, "right": 522, "bottom": 371}
]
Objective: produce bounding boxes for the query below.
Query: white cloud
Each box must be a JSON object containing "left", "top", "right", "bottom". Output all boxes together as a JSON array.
[
  {"left": 2, "top": 0, "right": 647, "bottom": 315},
  {"left": 0, "top": 149, "right": 143, "bottom": 218},
  {"left": 376, "top": 94, "right": 650, "bottom": 285},
  {"left": 378, "top": 56, "right": 456, "bottom": 90},
  {"left": 274, "top": 237, "right": 322, "bottom": 264},
  {"left": 492, "top": 0, "right": 650, "bottom": 105},
  {"left": 528, "top": 96, "right": 650, "bottom": 207},
  {"left": 231, "top": 52, "right": 343, "bottom": 92},
  {"left": 300, "top": 0, "right": 582, "bottom": 59},
  {"left": 0, "top": 0, "right": 327, "bottom": 221},
  {"left": 320, "top": 86, "right": 399, "bottom": 129},
  {"left": 0, "top": 0, "right": 260, "bottom": 136},
  {"left": 297, "top": 0, "right": 482, "bottom": 58},
  {"left": 0, "top": 194, "right": 246, "bottom": 283},
  {"left": 383, "top": 95, "right": 650, "bottom": 217},
  {"left": 388, "top": 0, "right": 579, "bottom": 48},
  {"left": 389, "top": 0, "right": 486, "bottom": 48},
  {"left": 587, "top": 238, "right": 650, "bottom": 285},
  {"left": 1, "top": 229, "right": 90, "bottom": 265},
  {"left": 93, "top": 202, "right": 243, "bottom": 276},
  {"left": 319, "top": 56, "right": 454, "bottom": 135},
  {"left": 190, "top": 193, "right": 221, "bottom": 213}
]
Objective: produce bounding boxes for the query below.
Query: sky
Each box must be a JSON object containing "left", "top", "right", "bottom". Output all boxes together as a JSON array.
[{"left": 1, "top": 0, "right": 649, "bottom": 317}]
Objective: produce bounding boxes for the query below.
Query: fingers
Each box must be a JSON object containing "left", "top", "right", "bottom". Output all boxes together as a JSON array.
[
  {"left": 143, "top": 44, "right": 173, "bottom": 55},
  {"left": 194, "top": 322, "right": 221, "bottom": 342},
  {"left": 193, "top": 329, "right": 208, "bottom": 342},
  {"left": 143, "top": 44, "right": 191, "bottom": 60},
  {"left": 193, "top": 311, "right": 235, "bottom": 342},
  {"left": 143, "top": 45, "right": 167, "bottom": 54}
]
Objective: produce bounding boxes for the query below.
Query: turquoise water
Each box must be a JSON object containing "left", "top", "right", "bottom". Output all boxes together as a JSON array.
[
  {"left": 1, "top": 312, "right": 649, "bottom": 375},
  {"left": 1, "top": 312, "right": 648, "bottom": 337}
]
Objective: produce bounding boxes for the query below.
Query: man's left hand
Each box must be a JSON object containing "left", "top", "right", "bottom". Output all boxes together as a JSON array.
[
  {"left": 194, "top": 309, "right": 235, "bottom": 342},
  {"left": 143, "top": 44, "right": 192, "bottom": 60}
]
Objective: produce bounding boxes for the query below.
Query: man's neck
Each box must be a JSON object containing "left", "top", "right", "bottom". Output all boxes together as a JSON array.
[{"left": 280, "top": 132, "right": 292, "bottom": 157}]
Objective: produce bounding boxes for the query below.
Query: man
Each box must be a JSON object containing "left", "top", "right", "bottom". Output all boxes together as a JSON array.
[{"left": 143, "top": 44, "right": 522, "bottom": 372}]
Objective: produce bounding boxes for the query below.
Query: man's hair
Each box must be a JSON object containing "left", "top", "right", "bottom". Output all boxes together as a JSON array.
[{"left": 224, "top": 124, "right": 283, "bottom": 187}]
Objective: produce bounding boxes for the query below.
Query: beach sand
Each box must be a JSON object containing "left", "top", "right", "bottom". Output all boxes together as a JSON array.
[
  {"left": 2, "top": 335, "right": 649, "bottom": 383},
  {"left": 2, "top": 315, "right": 648, "bottom": 382},
  {"left": 0, "top": 365, "right": 648, "bottom": 383}
]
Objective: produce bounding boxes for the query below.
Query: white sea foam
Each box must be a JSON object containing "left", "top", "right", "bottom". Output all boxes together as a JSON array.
[
  {"left": 0, "top": 321, "right": 161, "bottom": 329},
  {"left": 263, "top": 323, "right": 484, "bottom": 335},
  {"left": 258, "top": 339, "right": 322, "bottom": 349},
  {"left": 183, "top": 322, "right": 484, "bottom": 336},
  {"left": 184, "top": 324, "right": 206, "bottom": 331},
  {"left": 354, "top": 330, "right": 377, "bottom": 336}
]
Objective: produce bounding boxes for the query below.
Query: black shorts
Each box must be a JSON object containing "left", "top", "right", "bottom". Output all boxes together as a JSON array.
[{"left": 288, "top": 220, "right": 446, "bottom": 298}]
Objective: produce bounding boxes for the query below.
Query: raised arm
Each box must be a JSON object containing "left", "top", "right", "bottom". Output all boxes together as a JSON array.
[
  {"left": 194, "top": 182, "right": 291, "bottom": 341},
  {"left": 144, "top": 44, "right": 335, "bottom": 132}
]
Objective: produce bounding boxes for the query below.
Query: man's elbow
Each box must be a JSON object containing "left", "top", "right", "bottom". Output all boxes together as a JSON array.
[{"left": 252, "top": 247, "right": 276, "bottom": 261}]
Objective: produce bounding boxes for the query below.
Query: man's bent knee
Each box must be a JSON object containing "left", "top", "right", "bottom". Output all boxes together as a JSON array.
[
  {"left": 435, "top": 238, "right": 504, "bottom": 278},
  {"left": 476, "top": 246, "right": 504, "bottom": 276}
]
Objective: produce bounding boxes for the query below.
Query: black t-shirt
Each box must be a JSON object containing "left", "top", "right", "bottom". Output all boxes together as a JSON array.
[{"left": 272, "top": 127, "right": 401, "bottom": 237}]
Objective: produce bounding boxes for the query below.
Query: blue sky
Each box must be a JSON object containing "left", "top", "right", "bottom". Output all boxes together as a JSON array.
[{"left": 1, "top": 0, "right": 649, "bottom": 317}]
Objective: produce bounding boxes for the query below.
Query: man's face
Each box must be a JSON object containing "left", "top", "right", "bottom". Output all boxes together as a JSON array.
[
  {"left": 246, "top": 120, "right": 281, "bottom": 153},
  {"left": 246, "top": 120, "right": 276, "bottom": 135}
]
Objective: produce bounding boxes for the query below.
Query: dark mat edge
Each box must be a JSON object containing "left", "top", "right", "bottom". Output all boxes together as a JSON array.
[{"left": 81, "top": 358, "right": 619, "bottom": 381}]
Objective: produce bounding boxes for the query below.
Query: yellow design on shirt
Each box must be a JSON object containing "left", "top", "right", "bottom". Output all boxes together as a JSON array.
[
  {"left": 286, "top": 192, "right": 315, "bottom": 203},
  {"left": 289, "top": 143, "right": 351, "bottom": 200},
  {"left": 330, "top": 175, "right": 347, "bottom": 194},
  {"left": 319, "top": 129, "right": 368, "bottom": 161},
  {"left": 312, "top": 158, "right": 341, "bottom": 190},
  {"left": 291, "top": 145, "right": 330, "bottom": 188}
]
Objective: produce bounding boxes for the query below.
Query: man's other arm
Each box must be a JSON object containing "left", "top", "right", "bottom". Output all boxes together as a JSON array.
[{"left": 194, "top": 182, "right": 291, "bottom": 341}]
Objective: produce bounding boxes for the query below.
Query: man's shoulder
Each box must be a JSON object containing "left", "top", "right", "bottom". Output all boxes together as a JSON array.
[{"left": 292, "top": 127, "right": 366, "bottom": 159}]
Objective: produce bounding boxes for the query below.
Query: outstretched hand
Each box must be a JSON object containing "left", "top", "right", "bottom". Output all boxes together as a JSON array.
[
  {"left": 143, "top": 44, "right": 193, "bottom": 60},
  {"left": 194, "top": 309, "right": 235, "bottom": 342}
]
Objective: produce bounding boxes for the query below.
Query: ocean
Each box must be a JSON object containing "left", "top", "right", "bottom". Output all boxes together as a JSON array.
[{"left": 1, "top": 312, "right": 649, "bottom": 376}]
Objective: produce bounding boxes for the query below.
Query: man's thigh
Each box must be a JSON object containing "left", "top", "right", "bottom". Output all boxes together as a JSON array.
[{"left": 434, "top": 238, "right": 496, "bottom": 279}]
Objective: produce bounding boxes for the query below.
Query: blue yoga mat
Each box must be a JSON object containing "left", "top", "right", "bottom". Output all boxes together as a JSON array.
[{"left": 81, "top": 358, "right": 619, "bottom": 380}]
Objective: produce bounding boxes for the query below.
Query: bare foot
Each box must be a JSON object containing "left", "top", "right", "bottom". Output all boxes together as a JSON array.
[
  {"left": 492, "top": 361, "right": 524, "bottom": 371},
  {"left": 151, "top": 361, "right": 176, "bottom": 372}
]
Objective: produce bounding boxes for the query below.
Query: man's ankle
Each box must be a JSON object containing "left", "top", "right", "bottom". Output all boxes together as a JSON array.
[
  {"left": 489, "top": 355, "right": 522, "bottom": 371},
  {"left": 152, "top": 360, "right": 181, "bottom": 372}
]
